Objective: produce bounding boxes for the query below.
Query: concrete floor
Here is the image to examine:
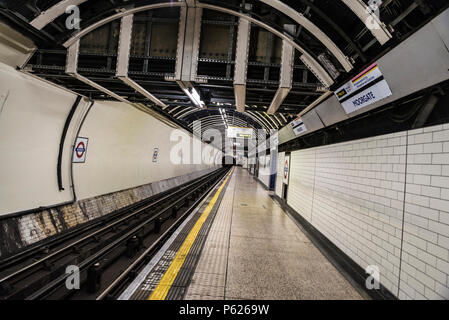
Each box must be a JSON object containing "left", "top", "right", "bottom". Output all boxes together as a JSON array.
[{"left": 185, "top": 167, "right": 364, "bottom": 300}]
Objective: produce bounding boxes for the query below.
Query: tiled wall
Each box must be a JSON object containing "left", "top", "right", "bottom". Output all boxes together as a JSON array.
[
  {"left": 286, "top": 123, "right": 449, "bottom": 300},
  {"left": 0, "top": 167, "right": 219, "bottom": 259},
  {"left": 257, "top": 155, "right": 271, "bottom": 188},
  {"left": 400, "top": 125, "right": 449, "bottom": 299},
  {"left": 275, "top": 152, "right": 285, "bottom": 198},
  {"left": 288, "top": 150, "right": 316, "bottom": 223}
]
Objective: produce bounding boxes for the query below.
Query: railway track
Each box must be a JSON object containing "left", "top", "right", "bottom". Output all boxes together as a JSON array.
[{"left": 0, "top": 167, "right": 230, "bottom": 300}]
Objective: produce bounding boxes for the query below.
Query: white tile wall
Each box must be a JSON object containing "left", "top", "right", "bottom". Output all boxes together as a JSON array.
[
  {"left": 243, "top": 157, "right": 248, "bottom": 169},
  {"left": 312, "top": 132, "right": 406, "bottom": 296},
  {"left": 257, "top": 155, "right": 271, "bottom": 188},
  {"left": 288, "top": 149, "right": 315, "bottom": 223},
  {"left": 275, "top": 152, "right": 285, "bottom": 198},
  {"left": 400, "top": 127, "right": 449, "bottom": 300},
  {"left": 286, "top": 123, "right": 449, "bottom": 300}
]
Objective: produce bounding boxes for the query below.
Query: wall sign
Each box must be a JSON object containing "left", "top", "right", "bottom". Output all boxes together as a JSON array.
[
  {"left": 72, "top": 137, "right": 88, "bottom": 163},
  {"left": 152, "top": 148, "right": 159, "bottom": 163},
  {"left": 227, "top": 126, "right": 253, "bottom": 139},
  {"left": 335, "top": 62, "right": 392, "bottom": 114},
  {"left": 290, "top": 117, "right": 303, "bottom": 128},
  {"left": 292, "top": 118, "right": 307, "bottom": 136}
]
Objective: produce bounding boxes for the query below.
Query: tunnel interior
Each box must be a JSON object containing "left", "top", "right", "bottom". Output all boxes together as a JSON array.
[{"left": 0, "top": 0, "right": 448, "bottom": 303}]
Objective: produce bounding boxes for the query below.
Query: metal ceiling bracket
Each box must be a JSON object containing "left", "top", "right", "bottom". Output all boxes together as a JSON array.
[
  {"left": 268, "top": 24, "right": 295, "bottom": 115},
  {"left": 247, "top": 111, "right": 274, "bottom": 131},
  {"left": 60, "top": 2, "right": 333, "bottom": 88},
  {"left": 116, "top": 14, "right": 133, "bottom": 78},
  {"left": 179, "top": 6, "right": 203, "bottom": 83},
  {"left": 173, "top": 3, "right": 205, "bottom": 108},
  {"left": 341, "top": 0, "right": 393, "bottom": 45},
  {"left": 233, "top": 7, "right": 251, "bottom": 113},
  {"left": 259, "top": 0, "right": 353, "bottom": 72},
  {"left": 30, "top": 0, "right": 88, "bottom": 30},
  {"left": 198, "top": 3, "right": 334, "bottom": 88},
  {"left": 116, "top": 14, "right": 168, "bottom": 108},
  {"left": 66, "top": 39, "right": 130, "bottom": 103},
  {"left": 63, "top": 3, "right": 185, "bottom": 48}
]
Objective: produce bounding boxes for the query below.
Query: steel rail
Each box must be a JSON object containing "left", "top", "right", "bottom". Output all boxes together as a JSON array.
[
  {"left": 25, "top": 168, "right": 229, "bottom": 300},
  {"left": 0, "top": 168, "right": 223, "bottom": 285},
  {"left": 96, "top": 168, "right": 228, "bottom": 299}
]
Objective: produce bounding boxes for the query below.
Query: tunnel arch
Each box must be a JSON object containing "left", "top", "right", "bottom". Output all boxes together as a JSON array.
[
  {"left": 30, "top": 0, "right": 356, "bottom": 72},
  {"left": 59, "top": 2, "right": 334, "bottom": 87}
]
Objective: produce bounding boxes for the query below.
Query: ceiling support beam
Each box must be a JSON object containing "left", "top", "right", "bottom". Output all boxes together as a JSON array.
[
  {"left": 30, "top": 0, "right": 88, "bottom": 30},
  {"left": 268, "top": 25, "right": 295, "bottom": 115},
  {"left": 341, "top": 0, "right": 392, "bottom": 45},
  {"left": 66, "top": 40, "right": 179, "bottom": 128},
  {"left": 176, "top": 108, "right": 201, "bottom": 120},
  {"left": 199, "top": 3, "right": 333, "bottom": 88},
  {"left": 233, "top": 8, "right": 251, "bottom": 113},
  {"left": 263, "top": 112, "right": 279, "bottom": 129},
  {"left": 66, "top": 39, "right": 129, "bottom": 103},
  {"left": 300, "top": 0, "right": 367, "bottom": 63},
  {"left": 63, "top": 3, "right": 185, "bottom": 48},
  {"left": 169, "top": 3, "right": 205, "bottom": 108},
  {"left": 61, "top": 2, "right": 333, "bottom": 88},
  {"left": 173, "top": 107, "right": 196, "bottom": 118},
  {"left": 272, "top": 114, "right": 283, "bottom": 127},
  {"left": 32, "top": 0, "right": 362, "bottom": 72},
  {"left": 259, "top": 0, "right": 353, "bottom": 72},
  {"left": 247, "top": 111, "right": 274, "bottom": 131},
  {"left": 116, "top": 14, "right": 168, "bottom": 108},
  {"left": 173, "top": 5, "right": 203, "bottom": 83}
]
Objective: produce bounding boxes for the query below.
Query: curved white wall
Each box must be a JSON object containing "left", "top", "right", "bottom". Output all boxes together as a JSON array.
[
  {"left": 0, "top": 62, "right": 79, "bottom": 215},
  {"left": 0, "top": 62, "right": 220, "bottom": 215},
  {"left": 286, "top": 125, "right": 449, "bottom": 299},
  {"left": 74, "top": 100, "right": 220, "bottom": 200}
]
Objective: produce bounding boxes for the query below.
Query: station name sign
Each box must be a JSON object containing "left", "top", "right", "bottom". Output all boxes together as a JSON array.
[
  {"left": 227, "top": 126, "right": 253, "bottom": 139},
  {"left": 335, "top": 63, "right": 392, "bottom": 114},
  {"left": 290, "top": 117, "right": 307, "bottom": 136}
]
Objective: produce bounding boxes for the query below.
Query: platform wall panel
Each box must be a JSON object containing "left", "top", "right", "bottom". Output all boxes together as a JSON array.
[
  {"left": 0, "top": 64, "right": 220, "bottom": 216},
  {"left": 275, "top": 152, "right": 285, "bottom": 198},
  {"left": 311, "top": 132, "right": 406, "bottom": 297},
  {"left": 243, "top": 157, "right": 248, "bottom": 169},
  {"left": 0, "top": 62, "right": 77, "bottom": 215},
  {"left": 400, "top": 126, "right": 449, "bottom": 300},
  {"left": 288, "top": 149, "right": 316, "bottom": 223},
  {"left": 287, "top": 123, "right": 449, "bottom": 299},
  {"left": 257, "top": 155, "right": 271, "bottom": 188},
  {"left": 73, "top": 100, "right": 220, "bottom": 201}
]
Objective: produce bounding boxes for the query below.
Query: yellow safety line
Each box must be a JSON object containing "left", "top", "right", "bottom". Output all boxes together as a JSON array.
[{"left": 148, "top": 167, "right": 234, "bottom": 300}]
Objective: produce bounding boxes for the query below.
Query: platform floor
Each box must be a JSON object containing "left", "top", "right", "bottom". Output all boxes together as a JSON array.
[
  {"left": 121, "top": 167, "right": 364, "bottom": 300},
  {"left": 185, "top": 167, "right": 363, "bottom": 300}
]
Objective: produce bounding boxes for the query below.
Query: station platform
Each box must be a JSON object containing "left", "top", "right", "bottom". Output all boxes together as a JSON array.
[{"left": 119, "top": 167, "right": 364, "bottom": 300}]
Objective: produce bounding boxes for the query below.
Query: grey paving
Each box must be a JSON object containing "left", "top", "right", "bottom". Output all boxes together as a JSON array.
[{"left": 185, "top": 167, "right": 364, "bottom": 300}]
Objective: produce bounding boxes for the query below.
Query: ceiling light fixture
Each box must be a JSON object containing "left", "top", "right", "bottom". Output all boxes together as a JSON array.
[
  {"left": 178, "top": 81, "right": 205, "bottom": 108},
  {"left": 182, "top": 87, "right": 205, "bottom": 108},
  {"left": 220, "top": 108, "right": 229, "bottom": 129}
]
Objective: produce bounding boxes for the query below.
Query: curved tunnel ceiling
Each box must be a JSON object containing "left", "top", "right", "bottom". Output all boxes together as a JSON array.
[
  {"left": 1, "top": 0, "right": 447, "bottom": 143},
  {"left": 29, "top": 0, "right": 353, "bottom": 72}
]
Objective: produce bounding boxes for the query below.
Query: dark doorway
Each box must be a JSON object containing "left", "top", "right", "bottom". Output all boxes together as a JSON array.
[{"left": 282, "top": 183, "right": 288, "bottom": 200}]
